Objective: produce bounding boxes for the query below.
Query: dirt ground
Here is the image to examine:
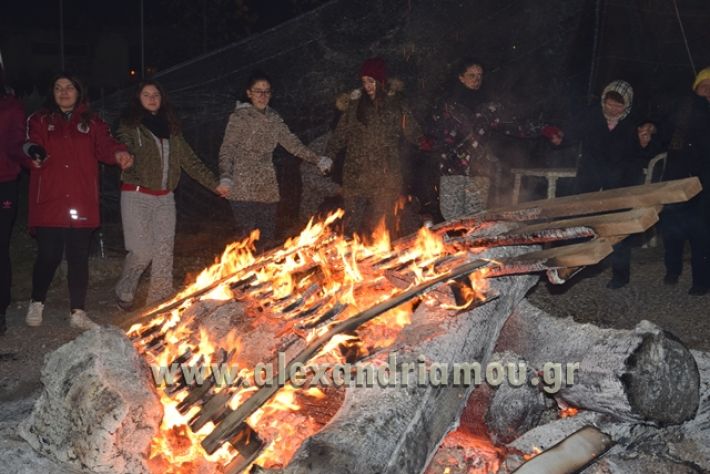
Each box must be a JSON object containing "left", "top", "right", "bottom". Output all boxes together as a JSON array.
[{"left": 1, "top": 217, "right": 709, "bottom": 402}]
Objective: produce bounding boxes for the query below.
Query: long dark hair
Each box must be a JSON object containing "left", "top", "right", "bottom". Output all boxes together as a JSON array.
[
  {"left": 0, "top": 63, "right": 8, "bottom": 97},
  {"left": 42, "top": 72, "right": 93, "bottom": 126},
  {"left": 356, "top": 81, "right": 388, "bottom": 125},
  {"left": 120, "top": 79, "right": 181, "bottom": 133}
]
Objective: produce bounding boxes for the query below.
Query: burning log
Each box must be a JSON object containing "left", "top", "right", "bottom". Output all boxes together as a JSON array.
[
  {"left": 484, "top": 351, "right": 552, "bottom": 444},
  {"left": 495, "top": 300, "right": 700, "bottom": 424}
]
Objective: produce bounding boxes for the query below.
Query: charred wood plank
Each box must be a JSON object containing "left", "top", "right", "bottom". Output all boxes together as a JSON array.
[
  {"left": 223, "top": 423, "right": 265, "bottom": 474},
  {"left": 189, "top": 389, "right": 233, "bottom": 433},
  {"left": 509, "top": 207, "right": 659, "bottom": 238},
  {"left": 460, "top": 226, "right": 596, "bottom": 248}
]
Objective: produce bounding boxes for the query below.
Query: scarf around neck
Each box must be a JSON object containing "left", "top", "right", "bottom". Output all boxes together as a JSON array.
[
  {"left": 142, "top": 111, "right": 171, "bottom": 139},
  {"left": 450, "top": 81, "right": 486, "bottom": 112}
]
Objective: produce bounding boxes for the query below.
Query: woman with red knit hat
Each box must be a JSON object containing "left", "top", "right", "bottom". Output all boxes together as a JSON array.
[{"left": 325, "top": 57, "right": 428, "bottom": 238}]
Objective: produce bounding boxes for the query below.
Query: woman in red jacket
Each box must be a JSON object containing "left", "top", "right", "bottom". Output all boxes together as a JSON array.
[{"left": 23, "top": 73, "right": 133, "bottom": 330}]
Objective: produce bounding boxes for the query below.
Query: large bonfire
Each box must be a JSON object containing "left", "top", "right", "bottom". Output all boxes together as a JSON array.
[{"left": 127, "top": 210, "right": 493, "bottom": 473}]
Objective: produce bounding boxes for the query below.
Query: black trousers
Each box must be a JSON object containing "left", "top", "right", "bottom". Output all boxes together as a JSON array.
[
  {"left": 31, "top": 227, "right": 94, "bottom": 310},
  {"left": 0, "top": 179, "right": 18, "bottom": 315},
  {"left": 661, "top": 203, "right": 710, "bottom": 288},
  {"left": 229, "top": 201, "right": 279, "bottom": 252}
]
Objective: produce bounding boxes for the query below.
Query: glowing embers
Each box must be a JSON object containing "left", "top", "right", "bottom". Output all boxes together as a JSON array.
[{"left": 425, "top": 429, "right": 504, "bottom": 474}]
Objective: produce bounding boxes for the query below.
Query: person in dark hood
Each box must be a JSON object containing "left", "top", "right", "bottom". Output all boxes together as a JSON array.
[
  {"left": 0, "top": 64, "right": 25, "bottom": 335},
  {"left": 565, "top": 80, "right": 659, "bottom": 289},
  {"left": 660, "top": 67, "right": 710, "bottom": 295}
]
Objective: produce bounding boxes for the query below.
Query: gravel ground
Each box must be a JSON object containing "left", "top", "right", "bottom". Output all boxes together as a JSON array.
[
  {"left": 0, "top": 221, "right": 235, "bottom": 402},
  {"left": 527, "top": 244, "right": 710, "bottom": 352},
  {"left": 1, "top": 220, "right": 708, "bottom": 402}
]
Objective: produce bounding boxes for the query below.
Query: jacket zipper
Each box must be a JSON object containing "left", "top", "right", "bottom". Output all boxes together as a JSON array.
[{"left": 36, "top": 175, "right": 42, "bottom": 203}]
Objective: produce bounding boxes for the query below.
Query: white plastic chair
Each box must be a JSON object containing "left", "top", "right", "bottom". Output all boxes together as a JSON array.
[
  {"left": 642, "top": 152, "right": 667, "bottom": 247},
  {"left": 644, "top": 152, "right": 667, "bottom": 185}
]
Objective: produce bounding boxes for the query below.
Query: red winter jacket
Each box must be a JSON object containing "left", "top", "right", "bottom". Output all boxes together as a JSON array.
[
  {"left": 25, "top": 105, "right": 126, "bottom": 228},
  {"left": 0, "top": 94, "right": 26, "bottom": 183}
]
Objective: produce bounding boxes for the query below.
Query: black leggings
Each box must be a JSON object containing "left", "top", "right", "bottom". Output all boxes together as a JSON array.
[
  {"left": 0, "top": 180, "right": 18, "bottom": 314},
  {"left": 31, "top": 227, "right": 94, "bottom": 310}
]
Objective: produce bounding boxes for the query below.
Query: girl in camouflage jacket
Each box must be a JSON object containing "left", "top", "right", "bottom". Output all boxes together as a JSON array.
[
  {"left": 218, "top": 71, "right": 331, "bottom": 249},
  {"left": 325, "top": 58, "right": 427, "bottom": 238}
]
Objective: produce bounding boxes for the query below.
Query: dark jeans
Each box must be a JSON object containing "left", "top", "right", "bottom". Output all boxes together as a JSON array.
[
  {"left": 31, "top": 227, "right": 94, "bottom": 310},
  {"left": 0, "top": 179, "right": 18, "bottom": 315},
  {"left": 229, "top": 201, "right": 279, "bottom": 251},
  {"left": 661, "top": 203, "right": 710, "bottom": 288}
]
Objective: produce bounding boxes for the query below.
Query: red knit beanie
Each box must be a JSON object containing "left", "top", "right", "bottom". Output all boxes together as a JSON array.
[{"left": 360, "top": 57, "right": 387, "bottom": 84}]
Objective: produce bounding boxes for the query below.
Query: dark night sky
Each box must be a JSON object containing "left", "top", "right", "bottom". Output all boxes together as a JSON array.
[
  {"left": 2, "top": 0, "right": 323, "bottom": 28},
  {"left": 1, "top": 0, "right": 330, "bottom": 84}
]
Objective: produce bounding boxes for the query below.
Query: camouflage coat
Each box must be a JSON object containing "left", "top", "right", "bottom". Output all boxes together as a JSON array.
[
  {"left": 219, "top": 101, "right": 319, "bottom": 203},
  {"left": 325, "top": 90, "right": 423, "bottom": 200}
]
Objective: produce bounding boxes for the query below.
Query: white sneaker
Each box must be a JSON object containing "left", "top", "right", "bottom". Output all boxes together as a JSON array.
[
  {"left": 25, "top": 301, "right": 44, "bottom": 327},
  {"left": 69, "top": 309, "right": 99, "bottom": 331}
]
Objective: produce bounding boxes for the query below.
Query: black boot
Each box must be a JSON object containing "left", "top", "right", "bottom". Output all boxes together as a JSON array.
[
  {"left": 0, "top": 313, "right": 6, "bottom": 335},
  {"left": 607, "top": 270, "right": 630, "bottom": 290}
]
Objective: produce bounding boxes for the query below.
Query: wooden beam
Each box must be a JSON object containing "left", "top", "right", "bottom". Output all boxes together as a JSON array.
[
  {"left": 482, "top": 177, "right": 700, "bottom": 222},
  {"left": 500, "top": 238, "right": 617, "bottom": 269},
  {"left": 510, "top": 207, "right": 659, "bottom": 237}
]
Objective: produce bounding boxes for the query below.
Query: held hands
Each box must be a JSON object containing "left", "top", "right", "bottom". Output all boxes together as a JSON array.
[
  {"left": 317, "top": 156, "right": 333, "bottom": 175},
  {"left": 541, "top": 125, "right": 564, "bottom": 146},
  {"left": 637, "top": 122, "right": 657, "bottom": 148},
  {"left": 28, "top": 144, "right": 48, "bottom": 168},
  {"left": 215, "top": 184, "right": 230, "bottom": 198},
  {"left": 418, "top": 136, "right": 434, "bottom": 152},
  {"left": 115, "top": 151, "right": 134, "bottom": 170}
]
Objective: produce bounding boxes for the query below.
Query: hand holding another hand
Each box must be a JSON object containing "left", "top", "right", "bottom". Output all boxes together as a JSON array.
[
  {"left": 28, "top": 144, "right": 47, "bottom": 168},
  {"left": 115, "top": 151, "right": 134, "bottom": 170},
  {"left": 541, "top": 125, "right": 564, "bottom": 146},
  {"left": 215, "top": 184, "right": 230, "bottom": 198},
  {"left": 317, "top": 156, "right": 333, "bottom": 175}
]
